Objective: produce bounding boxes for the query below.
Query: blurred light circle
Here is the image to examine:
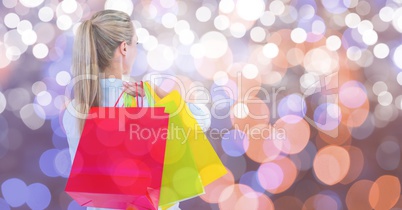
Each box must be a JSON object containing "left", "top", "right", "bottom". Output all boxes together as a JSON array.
[
  {"left": 219, "top": 184, "right": 259, "bottom": 210},
  {"left": 161, "top": 13, "right": 177, "bottom": 28},
  {"left": 379, "top": 6, "right": 394, "bottom": 22},
  {"left": 68, "top": 200, "right": 85, "bottom": 210},
  {"left": 179, "top": 29, "right": 195, "bottom": 45},
  {"left": 196, "top": 6, "right": 211, "bottom": 22},
  {"left": 372, "top": 81, "right": 387, "bottom": 95},
  {"left": 230, "top": 23, "right": 246, "bottom": 38},
  {"left": 245, "top": 124, "right": 281, "bottom": 163},
  {"left": 147, "top": 44, "right": 174, "bottom": 71},
  {"left": 392, "top": 44, "right": 402, "bottom": 69},
  {"left": 1, "top": 178, "right": 28, "bottom": 207},
  {"left": 321, "top": 0, "right": 349, "bottom": 14},
  {"left": 104, "top": 0, "right": 133, "bottom": 16},
  {"left": 257, "top": 162, "right": 283, "bottom": 191},
  {"left": 39, "top": 149, "right": 59, "bottom": 177},
  {"left": 200, "top": 168, "right": 235, "bottom": 203},
  {"left": 260, "top": 11, "right": 275, "bottom": 26},
  {"left": 4, "top": 13, "right": 20, "bottom": 28},
  {"left": 236, "top": 0, "right": 265, "bottom": 21},
  {"left": 232, "top": 102, "right": 249, "bottom": 119},
  {"left": 303, "top": 193, "right": 339, "bottom": 210},
  {"left": 269, "top": 0, "right": 285, "bottom": 16},
  {"left": 241, "top": 64, "right": 259, "bottom": 79},
  {"left": 376, "top": 140, "right": 400, "bottom": 170},
  {"left": 346, "top": 180, "right": 374, "bottom": 209},
  {"left": 272, "top": 115, "right": 310, "bottom": 154},
  {"left": 278, "top": 94, "right": 307, "bottom": 119},
  {"left": 6, "top": 46, "right": 21, "bottom": 61},
  {"left": 299, "top": 4, "right": 315, "bottom": 20},
  {"left": 26, "top": 183, "right": 51, "bottom": 210},
  {"left": 263, "top": 43, "right": 279, "bottom": 58},
  {"left": 369, "top": 175, "right": 401, "bottom": 209},
  {"left": 362, "top": 30, "right": 378, "bottom": 45},
  {"left": 6, "top": 88, "right": 30, "bottom": 112},
  {"left": 0, "top": 43, "right": 11, "bottom": 68},
  {"left": 19, "top": 0, "right": 44, "bottom": 8},
  {"left": 213, "top": 71, "right": 229, "bottom": 86},
  {"left": 0, "top": 198, "right": 10, "bottom": 210},
  {"left": 56, "top": 15, "right": 72, "bottom": 31},
  {"left": 391, "top": 8, "right": 402, "bottom": 33},
  {"left": 300, "top": 72, "right": 319, "bottom": 91},
  {"left": 250, "top": 27, "right": 266, "bottom": 43},
  {"left": 56, "top": 71, "right": 71, "bottom": 86},
  {"left": 346, "top": 46, "right": 362, "bottom": 61},
  {"left": 350, "top": 113, "right": 375, "bottom": 140},
  {"left": 339, "top": 81, "right": 367, "bottom": 108},
  {"left": 36, "top": 91, "right": 52, "bottom": 106},
  {"left": 313, "top": 145, "right": 350, "bottom": 185},
  {"left": 38, "top": 6, "right": 54, "bottom": 22},
  {"left": 214, "top": 15, "right": 230, "bottom": 31},
  {"left": 142, "top": 35, "right": 158, "bottom": 51},
  {"left": 373, "top": 43, "right": 389, "bottom": 59},
  {"left": 32, "top": 43, "right": 49, "bottom": 59},
  {"left": 20, "top": 103, "right": 45, "bottom": 130},
  {"left": 188, "top": 103, "right": 211, "bottom": 132},
  {"left": 136, "top": 28, "right": 149, "bottom": 44},
  {"left": 326, "top": 35, "right": 341, "bottom": 51},
  {"left": 3, "top": 0, "right": 17, "bottom": 8},
  {"left": 291, "top": 28, "right": 307, "bottom": 43},
  {"left": 61, "top": 0, "right": 77, "bottom": 14},
  {"left": 21, "top": 30, "right": 37, "bottom": 45},
  {"left": 200, "top": 31, "right": 228, "bottom": 59},
  {"left": 304, "top": 47, "right": 338, "bottom": 75},
  {"left": 398, "top": 72, "right": 402, "bottom": 86},
  {"left": 31, "top": 81, "right": 47, "bottom": 95},
  {"left": 0, "top": 92, "right": 6, "bottom": 114},
  {"left": 4, "top": 30, "right": 28, "bottom": 60},
  {"left": 345, "top": 13, "right": 361, "bottom": 28},
  {"left": 377, "top": 91, "right": 393, "bottom": 106},
  {"left": 54, "top": 149, "right": 72, "bottom": 177},
  {"left": 174, "top": 20, "right": 190, "bottom": 35},
  {"left": 17, "top": 20, "right": 32, "bottom": 35},
  {"left": 314, "top": 103, "right": 341, "bottom": 131},
  {"left": 395, "top": 95, "right": 402, "bottom": 110},
  {"left": 160, "top": 0, "right": 176, "bottom": 8},
  {"left": 190, "top": 43, "right": 205, "bottom": 59},
  {"left": 221, "top": 129, "right": 249, "bottom": 157},
  {"left": 219, "top": 0, "right": 235, "bottom": 14}
]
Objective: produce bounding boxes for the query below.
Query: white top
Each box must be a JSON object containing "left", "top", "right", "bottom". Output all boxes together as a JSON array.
[{"left": 62, "top": 78, "right": 181, "bottom": 210}]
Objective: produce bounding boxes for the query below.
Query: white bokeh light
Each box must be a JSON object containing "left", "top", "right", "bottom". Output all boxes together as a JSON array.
[
  {"left": 236, "top": 0, "right": 265, "bottom": 21},
  {"left": 393, "top": 45, "right": 402, "bottom": 69},
  {"left": 230, "top": 23, "right": 247, "bottom": 38},
  {"left": 147, "top": 44, "right": 175, "bottom": 71},
  {"left": 373, "top": 43, "right": 389, "bottom": 59},
  {"left": 17, "top": 20, "right": 32, "bottom": 34},
  {"left": 104, "top": 0, "right": 133, "bottom": 16},
  {"left": 56, "top": 15, "right": 72, "bottom": 31},
  {"left": 36, "top": 91, "right": 52, "bottom": 106},
  {"left": 200, "top": 31, "right": 228, "bottom": 59},
  {"left": 0, "top": 91, "right": 6, "bottom": 114},
  {"left": 196, "top": 6, "right": 212, "bottom": 22},
  {"left": 19, "top": 0, "right": 44, "bottom": 8},
  {"left": 142, "top": 35, "right": 158, "bottom": 51},
  {"left": 263, "top": 43, "right": 279, "bottom": 59},
  {"left": 32, "top": 43, "right": 49, "bottom": 59},
  {"left": 347, "top": 46, "right": 362, "bottom": 61},
  {"left": 345, "top": 13, "right": 361, "bottom": 28},
  {"left": 378, "top": 91, "right": 393, "bottom": 106},
  {"left": 38, "top": 7, "right": 54, "bottom": 22},
  {"left": 161, "top": 13, "right": 177, "bottom": 28},
  {"left": 4, "top": 13, "right": 20, "bottom": 29},
  {"left": 21, "top": 30, "right": 37, "bottom": 45},
  {"left": 291, "top": 28, "right": 307, "bottom": 43},
  {"left": 219, "top": 0, "right": 235, "bottom": 14},
  {"left": 20, "top": 104, "right": 45, "bottom": 130},
  {"left": 233, "top": 102, "right": 250, "bottom": 119},
  {"left": 179, "top": 29, "right": 195, "bottom": 45},
  {"left": 242, "top": 64, "right": 259, "bottom": 79},
  {"left": 214, "top": 15, "right": 230, "bottom": 31},
  {"left": 326, "top": 35, "right": 342, "bottom": 51},
  {"left": 379, "top": 6, "right": 394, "bottom": 22},
  {"left": 56, "top": 71, "right": 71, "bottom": 86},
  {"left": 250, "top": 27, "right": 266, "bottom": 43},
  {"left": 362, "top": 30, "right": 378, "bottom": 45},
  {"left": 213, "top": 71, "right": 229, "bottom": 86},
  {"left": 269, "top": 0, "right": 285, "bottom": 16},
  {"left": 61, "top": 0, "right": 77, "bottom": 14},
  {"left": 260, "top": 11, "right": 276, "bottom": 26},
  {"left": 136, "top": 28, "right": 150, "bottom": 44}
]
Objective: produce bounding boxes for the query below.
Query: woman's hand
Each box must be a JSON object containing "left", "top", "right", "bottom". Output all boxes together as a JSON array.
[{"left": 123, "top": 81, "right": 145, "bottom": 97}]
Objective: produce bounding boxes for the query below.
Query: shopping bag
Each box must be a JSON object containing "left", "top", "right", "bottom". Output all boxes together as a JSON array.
[
  {"left": 124, "top": 82, "right": 205, "bottom": 207},
  {"left": 143, "top": 82, "right": 227, "bottom": 206},
  {"left": 65, "top": 83, "right": 170, "bottom": 210}
]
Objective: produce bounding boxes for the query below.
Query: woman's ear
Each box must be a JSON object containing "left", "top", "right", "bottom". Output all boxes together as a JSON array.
[{"left": 119, "top": 41, "right": 127, "bottom": 56}]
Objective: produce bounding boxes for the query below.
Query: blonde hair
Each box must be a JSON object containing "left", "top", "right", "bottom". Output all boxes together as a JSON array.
[{"left": 72, "top": 10, "right": 134, "bottom": 131}]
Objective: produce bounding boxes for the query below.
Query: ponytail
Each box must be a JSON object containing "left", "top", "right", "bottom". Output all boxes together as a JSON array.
[
  {"left": 71, "top": 10, "right": 134, "bottom": 133},
  {"left": 72, "top": 19, "right": 100, "bottom": 132}
]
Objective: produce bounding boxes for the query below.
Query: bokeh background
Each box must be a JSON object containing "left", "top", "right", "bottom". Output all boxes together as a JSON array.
[{"left": 1, "top": 0, "right": 402, "bottom": 209}]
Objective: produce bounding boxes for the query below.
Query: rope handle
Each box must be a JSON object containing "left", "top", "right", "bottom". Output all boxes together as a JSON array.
[{"left": 113, "top": 81, "right": 144, "bottom": 107}]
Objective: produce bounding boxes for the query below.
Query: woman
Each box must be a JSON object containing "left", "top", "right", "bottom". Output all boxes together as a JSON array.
[{"left": 62, "top": 10, "right": 178, "bottom": 210}]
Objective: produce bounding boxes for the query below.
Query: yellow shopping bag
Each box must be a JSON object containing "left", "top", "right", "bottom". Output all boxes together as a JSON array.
[{"left": 143, "top": 82, "right": 227, "bottom": 187}]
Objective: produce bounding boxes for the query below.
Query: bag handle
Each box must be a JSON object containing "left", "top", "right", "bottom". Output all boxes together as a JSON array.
[{"left": 114, "top": 81, "right": 144, "bottom": 107}]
